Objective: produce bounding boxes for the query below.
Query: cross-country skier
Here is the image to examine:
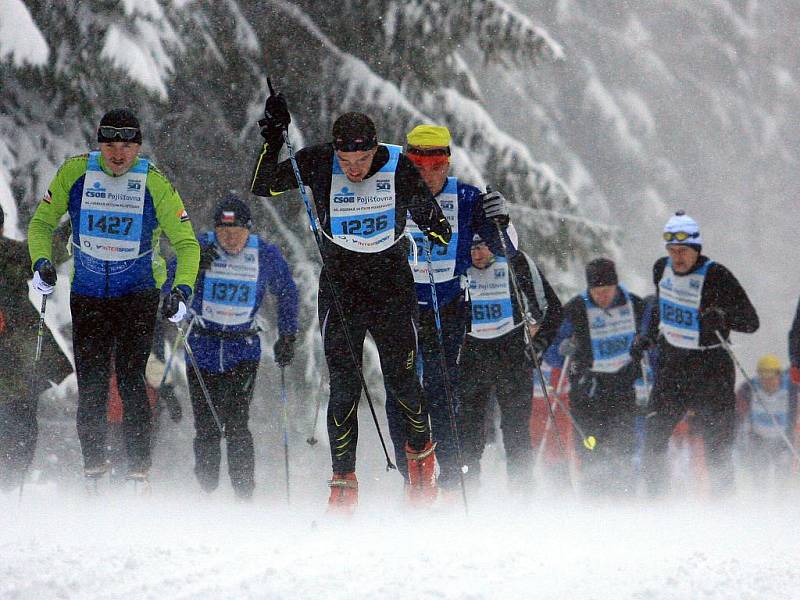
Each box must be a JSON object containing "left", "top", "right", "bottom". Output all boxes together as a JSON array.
[
  {"left": 184, "top": 195, "right": 298, "bottom": 500},
  {"left": 640, "top": 211, "right": 758, "bottom": 497},
  {"left": 27, "top": 108, "right": 200, "bottom": 485},
  {"left": 545, "top": 258, "right": 645, "bottom": 496},
  {"left": 0, "top": 206, "right": 71, "bottom": 490},
  {"left": 250, "top": 94, "right": 451, "bottom": 512},
  {"left": 735, "top": 354, "right": 798, "bottom": 490},
  {"left": 383, "top": 124, "right": 512, "bottom": 498},
  {"left": 459, "top": 233, "right": 561, "bottom": 495}
]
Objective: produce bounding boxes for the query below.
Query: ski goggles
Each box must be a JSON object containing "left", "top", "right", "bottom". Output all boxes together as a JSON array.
[
  {"left": 662, "top": 231, "right": 700, "bottom": 243},
  {"left": 333, "top": 135, "right": 377, "bottom": 152},
  {"left": 406, "top": 146, "right": 450, "bottom": 168},
  {"left": 98, "top": 126, "right": 140, "bottom": 141}
]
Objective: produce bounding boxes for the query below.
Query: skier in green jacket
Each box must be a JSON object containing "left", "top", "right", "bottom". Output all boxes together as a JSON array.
[{"left": 28, "top": 108, "right": 199, "bottom": 485}]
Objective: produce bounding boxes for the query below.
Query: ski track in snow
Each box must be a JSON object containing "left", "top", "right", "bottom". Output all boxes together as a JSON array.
[{"left": 3, "top": 482, "right": 800, "bottom": 600}]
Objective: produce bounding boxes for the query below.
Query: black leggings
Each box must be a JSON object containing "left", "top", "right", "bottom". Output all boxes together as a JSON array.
[
  {"left": 570, "top": 374, "right": 637, "bottom": 495},
  {"left": 459, "top": 330, "right": 533, "bottom": 490},
  {"left": 187, "top": 360, "right": 258, "bottom": 497},
  {"left": 318, "top": 267, "right": 429, "bottom": 474},
  {"left": 71, "top": 289, "right": 159, "bottom": 472},
  {"left": 643, "top": 344, "right": 736, "bottom": 496}
]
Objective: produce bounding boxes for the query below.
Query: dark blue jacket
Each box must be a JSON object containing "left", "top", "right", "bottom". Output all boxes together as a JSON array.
[
  {"left": 416, "top": 180, "right": 513, "bottom": 309},
  {"left": 173, "top": 232, "right": 298, "bottom": 373}
]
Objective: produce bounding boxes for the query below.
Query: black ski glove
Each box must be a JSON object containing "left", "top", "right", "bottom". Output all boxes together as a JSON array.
[
  {"left": 526, "top": 335, "right": 550, "bottom": 364},
  {"left": 160, "top": 384, "right": 182, "bottom": 423},
  {"left": 162, "top": 287, "right": 189, "bottom": 322},
  {"left": 273, "top": 335, "right": 296, "bottom": 367},
  {"left": 701, "top": 307, "right": 726, "bottom": 334},
  {"left": 629, "top": 334, "right": 655, "bottom": 362},
  {"left": 199, "top": 244, "right": 219, "bottom": 271},
  {"left": 259, "top": 93, "right": 291, "bottom": 138},
  {"left": 480, "top": 190, "right": 510, "bottom": 229}
]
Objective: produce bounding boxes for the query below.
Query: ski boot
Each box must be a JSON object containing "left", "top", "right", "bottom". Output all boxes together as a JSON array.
[
  {"left": 125, "top": 469, "right": 151, "bottom": 496},
  {"left": 405, "top": 441, "right": 438, "bottom": 507},
  {"left": 84, "top": 464, "right": 108, "bottom": 496},
  {"left": 327, "top": 472, "right": 358, "bottom": 516}
]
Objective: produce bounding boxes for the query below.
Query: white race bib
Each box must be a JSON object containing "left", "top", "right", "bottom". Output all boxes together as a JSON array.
[
  {"left": 584, "top": 287, "right": 637, "bottom": 373},
  {"left": 750, "top": 376, "right": 791, "bottom": 440},
  {"left": 659, "top": 259, "right": 714, "bottom": 349},
  {"left": 329, "top": 144, "right": 400, "bottom": 253},
  {"left": 77, "top": 151, "right": 148, "bottom": 272},
  {"left": 201, "top": 234, "right": 259, "bottom": 326},
  {"left": 467, "top": 257, "right": 515, "bottom": 339}
]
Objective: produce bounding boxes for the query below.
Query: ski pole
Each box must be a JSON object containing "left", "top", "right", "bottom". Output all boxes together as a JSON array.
[
  {"left": 34, "top": 295, "right": 47, "bottom": 361},
  {"left": 715, "top": 331, "right": 800, "bottom": 463},
  {"left": 534, "top": 355, "right": 570, "bottom": 468},
  {"left": 306, "top": 376, "right": 325, "bottom": 446},
  {"left": 270, "top": 77, "right": 395, "bottom": 470},
  {"left": 20, "top": 295, "right": 49, "bottom": 502},
  {"left": 488, "top": 192, "right": 580, "bottom": 455},
  {"left": 424, "top": 239, "right": 469, "bottom": 515},
  {"left": 280, "top": 366, "right": 291, "bottom": 504},
  {"left": 159, "top": 311, "right": 197, "bottom": 390},
  {"left": 176, "top": 321, "right": 224, "bottom": 436}
]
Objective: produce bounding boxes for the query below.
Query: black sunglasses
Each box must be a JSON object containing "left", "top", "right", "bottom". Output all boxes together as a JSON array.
[{"left": 98, "top": 126, "right": 140, "bottom": 141}]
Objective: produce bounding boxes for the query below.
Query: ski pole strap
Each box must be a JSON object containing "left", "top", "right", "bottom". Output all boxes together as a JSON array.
[
  {"left": 405, "top": 231, "right": 419, "bottom": 267},
  {"left": 521, "top": 252, "right": 548, "bottom": 318}
]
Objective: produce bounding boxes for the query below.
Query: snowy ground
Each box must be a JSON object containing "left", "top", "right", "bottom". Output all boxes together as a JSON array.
[{"left": 3, "top": 440, "right": 800, "bottom": 600}]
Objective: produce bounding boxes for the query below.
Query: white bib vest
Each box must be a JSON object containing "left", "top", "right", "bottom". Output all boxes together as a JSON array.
[
  {"left": 750, "top": 376, "right": 792, "bottom": 440},
  {"left": 201, "top": 234, "right": 260, "bottom": 326},
  {"left": 467, "top": 257, "right": 515, "bottom": 339},
  {"left": 328, "top": 144, "right": 400, "bottom": 253},
  {"left": 658, "top": 259, "right": 714, "bottom": 349},
  {"left": 406, "top": 177, "right": 459, "bottom": 284},
  {"left": 77, "top": 151, "right": 149, "bottom": 274},
  {"left": 583, "top": 286, "right": 637, "bottom": 373}
]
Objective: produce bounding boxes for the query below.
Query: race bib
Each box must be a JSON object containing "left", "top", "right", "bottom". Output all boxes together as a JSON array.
[
  {"left": 467, "top": 257, "right": 515, "bottom": 339},
  {"left": 329, "top": 144, "right": 399, "bottom": 253},
  {"left": 77, "top": 151, "right": 148, "bottom": 273},
  {"left": 201, "top": 234, "right": 259, "bottom": 326},
  {"left": 659, "top": 259, "right": 713, "bottom": 349},
  {"left": 584, "top": 287, "right": 637, "bottom": 373}
]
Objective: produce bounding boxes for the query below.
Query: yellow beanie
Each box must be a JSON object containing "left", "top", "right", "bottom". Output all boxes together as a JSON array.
[
  {"left": 406, "top": 124, "right": 452, "bottom": 148},
  {"left": 757, "top": 354, "right": 782, "bottom": 372}
]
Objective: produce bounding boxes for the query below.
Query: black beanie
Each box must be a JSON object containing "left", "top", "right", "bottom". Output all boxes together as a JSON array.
[
  {"left": 332, "top": 112, "right": 377, "bottom": 151},
  {"left": 586, "top": 258, "right": 618, "bottom": 288},
  {"left": 97, "top": 108, "right": 142, "bottom": 144},
  {"left": 214, "top": 194, "right": 252, "bottom": 228}
]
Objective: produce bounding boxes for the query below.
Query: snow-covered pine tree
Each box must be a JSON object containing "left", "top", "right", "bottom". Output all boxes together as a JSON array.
[{"left": 1, "top": 1, "right": 616, "bottom": 476}]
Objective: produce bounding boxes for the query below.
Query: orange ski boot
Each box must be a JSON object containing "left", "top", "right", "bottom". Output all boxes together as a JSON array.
[
  {"left": 327, "top": 472, "right": 358, "bottom": 516},
  {"left": 405, "top": 441, "right": 438, "bottom": 507}
]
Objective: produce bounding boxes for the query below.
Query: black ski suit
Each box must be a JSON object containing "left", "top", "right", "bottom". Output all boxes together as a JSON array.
[
  {"left": 554, "top": 289, "right": 645, "bottom": 495},
  {"left": 458, "top": 252, "right": 561, "bottom": 492},
  {"left": 643, "top": 255, "right": 758, "bottom": 496},
  {"left": 251, "top": 134, "right": 451, "bottom": 474}
]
